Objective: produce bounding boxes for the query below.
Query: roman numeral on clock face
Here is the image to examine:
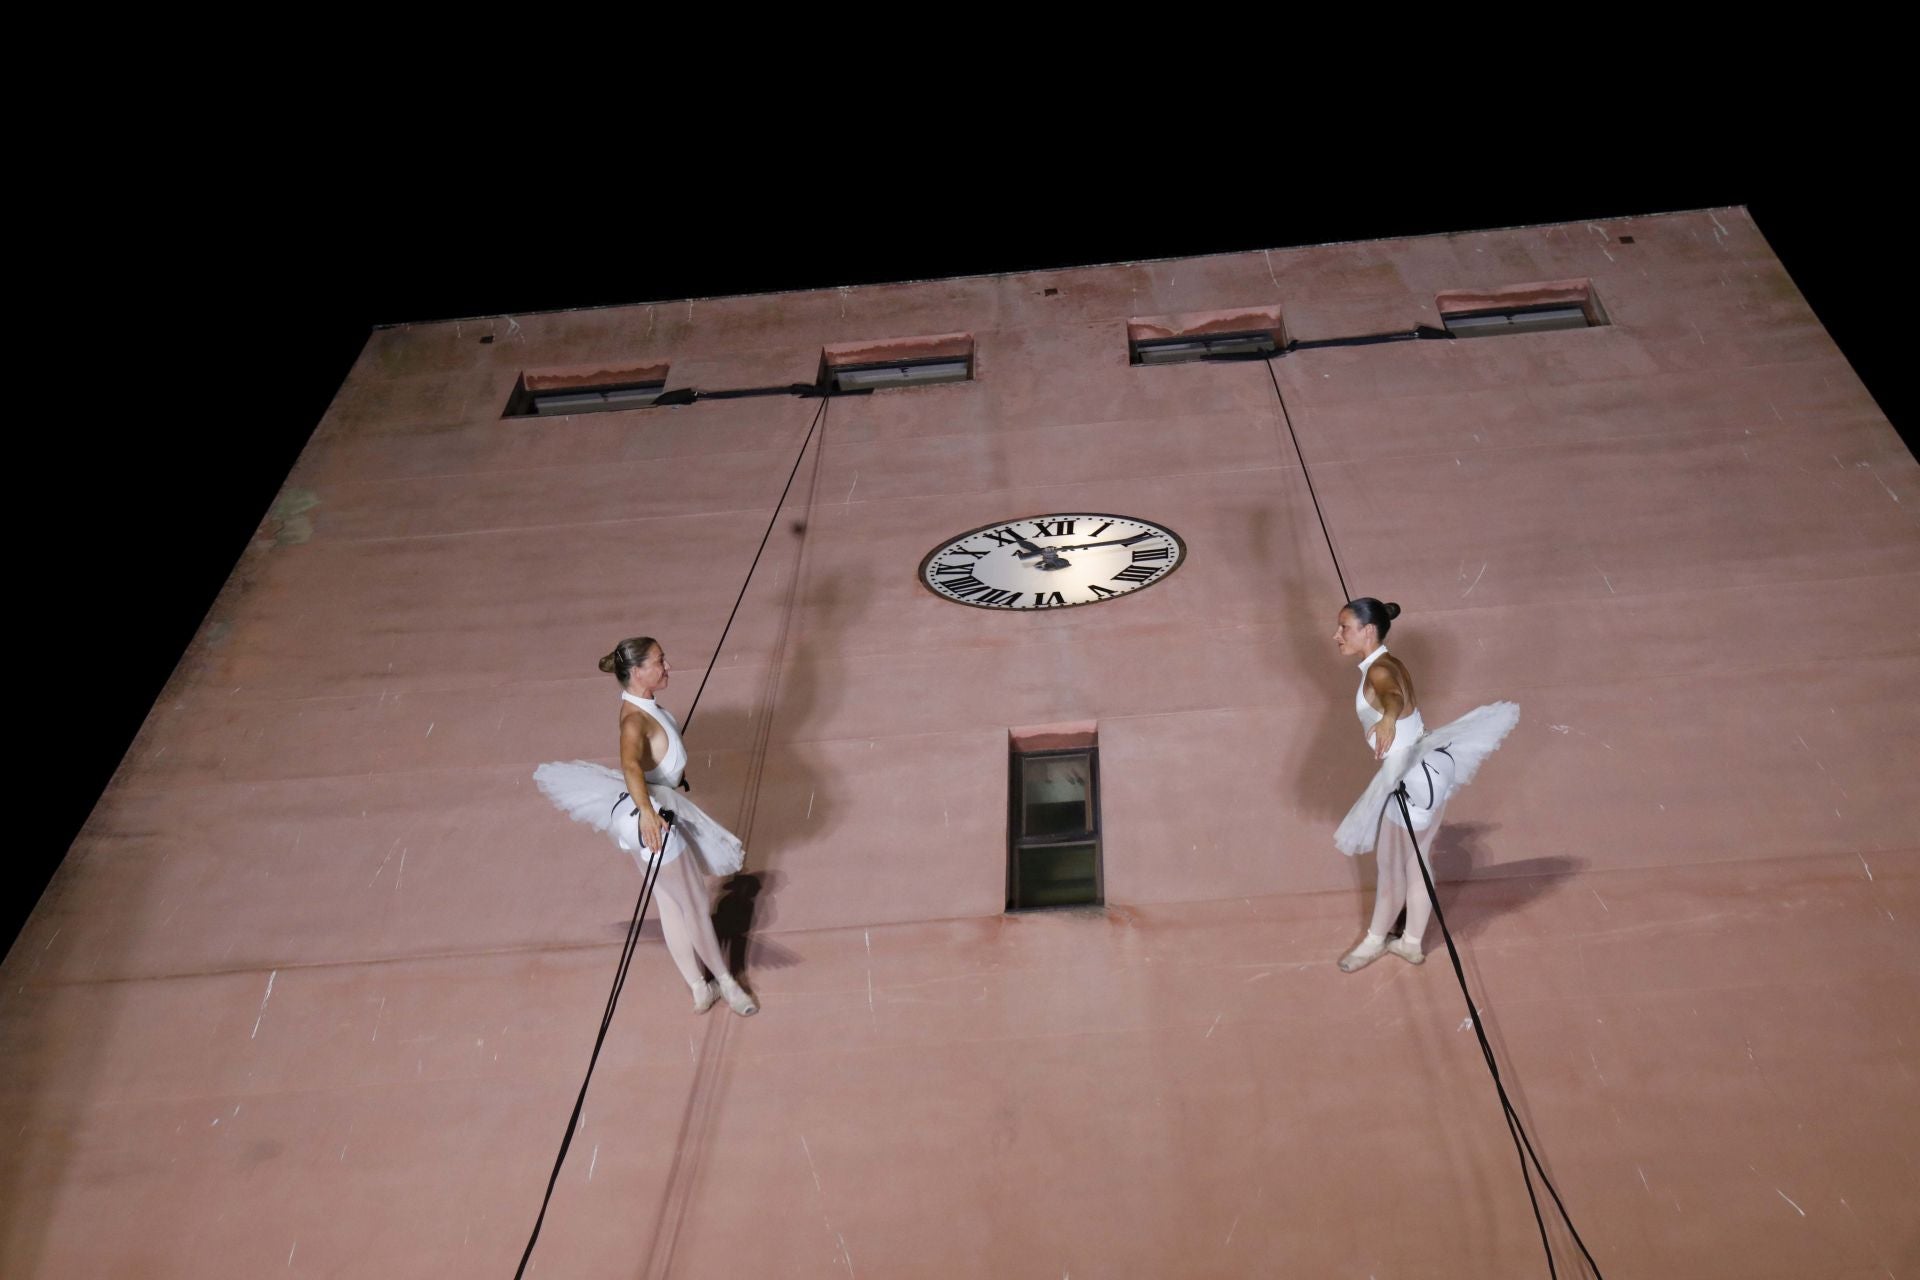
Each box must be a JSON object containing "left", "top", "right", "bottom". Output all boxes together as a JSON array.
[
  {"left": 1132, "top": 545, "right": 1172, "bottom": 562},
  {"left": 1030, "top": 518, "right": 1077, "bottom": 538},
  {"left": 981, "top": 527, "right": 1025, "bottom": 546},
  {"left": 1088, "top": 584, "right": 1119, "bottom": 599},
  {"left": 934, "top": 561, "right": 976, "bottom": 577},
  {"left": 1111, "top": 565, "right": 1158, "bottom": 584},
  {"left": 938, "top": 574, "right": 1022, "bottom": 607},
  {"left": 946, "top": 546, "right": 988, "bottom": 559}
]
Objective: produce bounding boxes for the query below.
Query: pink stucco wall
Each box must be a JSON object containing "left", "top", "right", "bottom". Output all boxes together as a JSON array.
[{"left": 4, "top": 209, "right": 1915, "bottom": 1277}]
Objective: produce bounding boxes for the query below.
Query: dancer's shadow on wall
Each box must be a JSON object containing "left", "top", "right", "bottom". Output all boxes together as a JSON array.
[
  {"left": 605, "top": 869, "right": 804, "bottom": 971},
  {"left": 1426, "top": 822, "right": 1580, "bottom": 939},
  {"left": 650, "top": 553, "right": 868, "bottom": 972},
  {"left": 713, "top": 871, "right": 802, "bottom": 976}
]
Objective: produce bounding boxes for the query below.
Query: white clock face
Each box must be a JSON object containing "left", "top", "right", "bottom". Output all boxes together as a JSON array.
[{"left": 919, "top": 513, "right": 1187, "bottom": 609}]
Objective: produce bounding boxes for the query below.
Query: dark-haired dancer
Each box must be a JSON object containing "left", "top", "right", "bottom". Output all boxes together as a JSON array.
[
  {"left": 1332, "top": 599, "right": 1519, "bottom": 972},
  {"left": 534, "top": 637, "right": 758, "bottom": 1015}
]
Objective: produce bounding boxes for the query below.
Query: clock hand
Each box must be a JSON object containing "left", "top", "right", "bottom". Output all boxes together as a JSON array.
[{"left": 1049, "top": 532, "right": 1157, "bottom": 552}]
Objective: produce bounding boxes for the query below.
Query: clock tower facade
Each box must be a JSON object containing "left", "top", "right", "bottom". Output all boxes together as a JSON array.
[{"left": 8, "top": 212, "right": 1916, "bottom": 1279}]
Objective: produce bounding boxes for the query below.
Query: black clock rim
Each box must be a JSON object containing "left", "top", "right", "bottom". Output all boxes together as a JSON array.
[{"left": 916, "top": 512, "right": 1189, "bottom": 611}]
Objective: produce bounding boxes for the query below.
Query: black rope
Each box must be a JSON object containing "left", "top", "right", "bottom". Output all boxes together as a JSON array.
[
  {"left": 1258, "top": 357, "right": 1601, "bottom": 1277},
  {"left": 585, "top": 836, "right": 662, "bottom": 1083},
  {"left": 1260, "top": 358, "right": 1350, "bottom": 602},
  {"left": 1395, "top": 785, "right": 1606, "bottom": 1279},
  {"left": 514, "top": 821, "right": 668, "bottom": 1278},
  {"left": 680, "top": 393, "right": 831, "bottom": 735},
  {"left": 514, "top": 394, "right": 831, "bottom": 1278},
  {"left": 1287, "top": 324, "right": 1453, "bottom": 351}
]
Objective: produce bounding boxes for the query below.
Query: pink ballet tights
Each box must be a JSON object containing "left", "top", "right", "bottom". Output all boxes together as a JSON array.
[
  {"left": 650, "top": 852, "right": 731, "bottom": 989},
  {"left": 1369, "top": 820, "right": 1433, "bottom": 946}
]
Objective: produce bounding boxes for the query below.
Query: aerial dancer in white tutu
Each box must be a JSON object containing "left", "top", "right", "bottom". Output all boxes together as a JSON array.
[
  {"left": 533, "top": 637, "right": 758, "bottom": 1015},
  {"left": 1331, "top": 599, "right": 1520, "bottom": 972}
]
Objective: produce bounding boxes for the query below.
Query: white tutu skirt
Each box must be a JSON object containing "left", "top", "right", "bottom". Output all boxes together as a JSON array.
[
  {"left": 1334, "top": 702, "right": 1520, "bottom": 856},
  {"left": 533, "top": 760, "right": 746, "bottom": 877}
]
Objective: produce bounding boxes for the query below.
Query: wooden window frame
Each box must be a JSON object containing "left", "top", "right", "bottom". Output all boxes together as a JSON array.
[{"left": 1007, "top": 746, "right": 1104, "bottom": 912}]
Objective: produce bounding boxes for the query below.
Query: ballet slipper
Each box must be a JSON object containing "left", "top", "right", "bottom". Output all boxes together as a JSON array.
[
  {"left": 690, "top": 980, "right": 720, "bottom": 1014},
  {"left": 1386, "top": 937, "right": 1425, "bottom": 965},
  {"left": 718, "top": 974, "right": 759, "bottom": 1016},
  {"left": 1338, "top": 936, "right": 1389, "bottom": 973}
]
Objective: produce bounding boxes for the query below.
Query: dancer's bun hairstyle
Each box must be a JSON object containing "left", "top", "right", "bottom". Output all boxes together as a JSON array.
[
  {"left": 600, "top": 636, "right": 659, "bottom": 682},
  {"left": 1344, "top": 597, "right": 1401, "bottom": 638}
]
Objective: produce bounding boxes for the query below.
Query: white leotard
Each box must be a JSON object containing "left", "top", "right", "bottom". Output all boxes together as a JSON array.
[
  {"left": 1356, "top": 645, "right": 1425, "bottom": 755},
  {"left": 621, "top": 691, "right": 689, "bottom": 788}
]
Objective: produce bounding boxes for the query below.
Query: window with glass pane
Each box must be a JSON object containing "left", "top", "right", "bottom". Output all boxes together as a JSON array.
[
  {"left": 1009, "top": 749, "right": 1102, "bottom": 910},
  {"left": 1442, "top": 304, "right": 1593, "bottom": 339}
]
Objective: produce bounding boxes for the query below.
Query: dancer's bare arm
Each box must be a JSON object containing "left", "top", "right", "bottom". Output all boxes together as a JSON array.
[
  {"left": 620, "top": 711, "right": 668, "bottom": 853},
  {"left": 1366, "top": 663, "right": 1407, "bottom": 759}
]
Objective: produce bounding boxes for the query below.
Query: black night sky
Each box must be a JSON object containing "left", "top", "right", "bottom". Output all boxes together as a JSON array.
[{"left": 14, "top": 157, "right": 1911, "bottom": 951}]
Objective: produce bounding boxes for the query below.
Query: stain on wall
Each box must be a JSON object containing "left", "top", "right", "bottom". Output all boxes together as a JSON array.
[{"left": 259, "top": 489, "right": 319, "bottom": 548}]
